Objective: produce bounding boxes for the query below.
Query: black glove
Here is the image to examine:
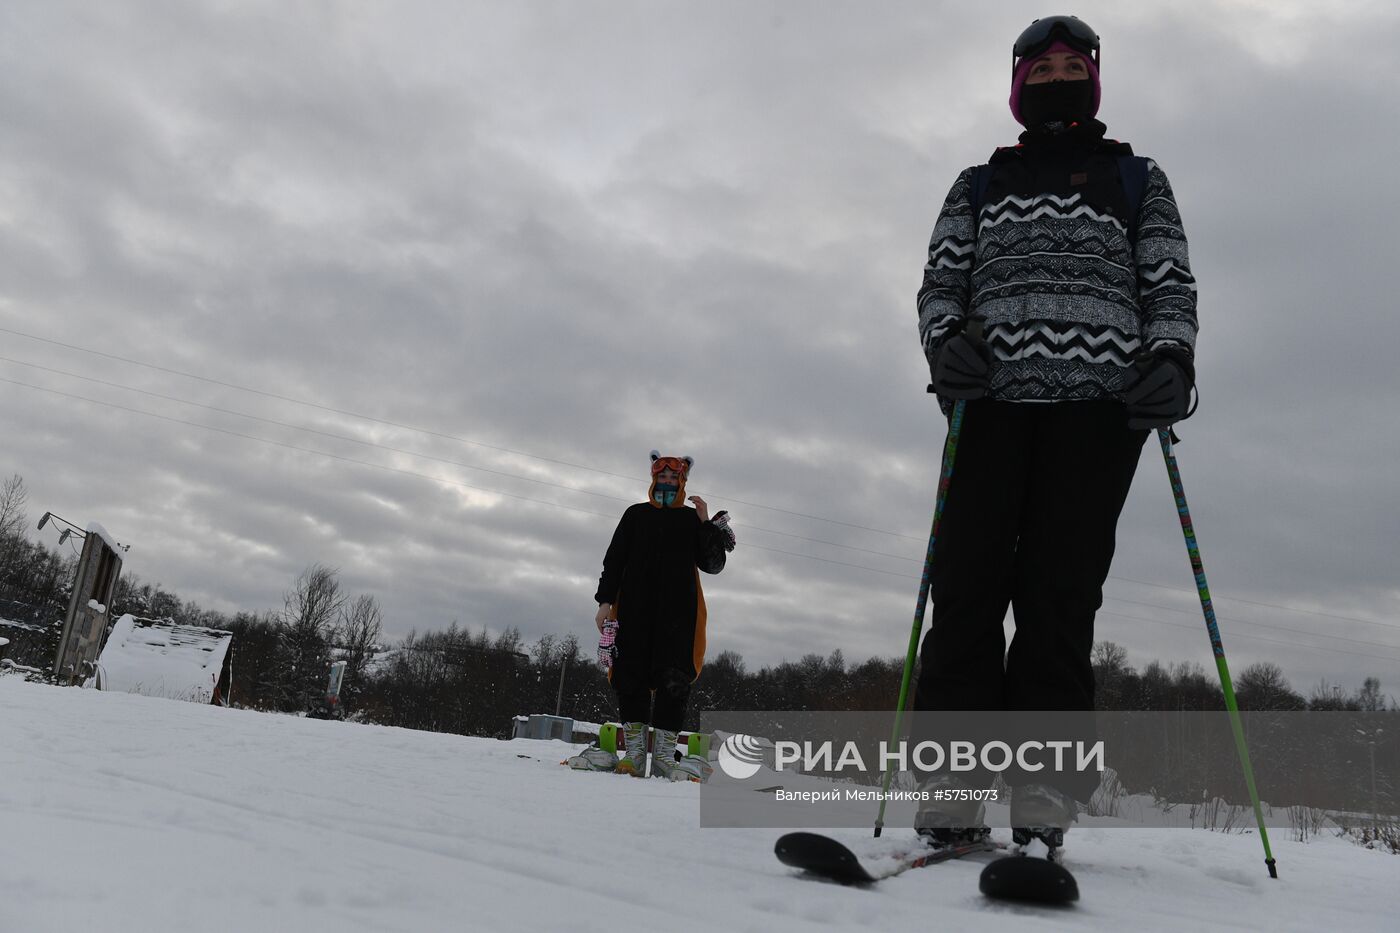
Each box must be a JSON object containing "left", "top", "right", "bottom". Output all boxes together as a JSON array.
[
  {"left": 930, "top": 330, "right": 992, "bottom": 400},
  {"left": 1124, "top": 350, "right": 1194, "bottom": 429}
]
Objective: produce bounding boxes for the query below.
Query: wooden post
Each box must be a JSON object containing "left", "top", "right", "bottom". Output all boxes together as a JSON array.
[{"left": 52, "top": 530, "right": 123, "bottom": 684}]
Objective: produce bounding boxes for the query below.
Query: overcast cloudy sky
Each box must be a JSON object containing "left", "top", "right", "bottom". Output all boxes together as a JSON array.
[{"left": 2, "top": 1, "right": 1397, "bottom": 698}]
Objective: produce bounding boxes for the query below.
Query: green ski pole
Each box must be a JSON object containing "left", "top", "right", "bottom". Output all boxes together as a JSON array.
[
  {"left": 874, "top": 395, "right": 969, "bottom": 837},
  {"left": 1156, "top": 427, "right": 1278, "bottom": 878}
]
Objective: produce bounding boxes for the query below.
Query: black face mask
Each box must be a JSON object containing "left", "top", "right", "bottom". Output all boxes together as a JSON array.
[{"left": 1019, "top": 80, "right": 1094, "bottom": 129}]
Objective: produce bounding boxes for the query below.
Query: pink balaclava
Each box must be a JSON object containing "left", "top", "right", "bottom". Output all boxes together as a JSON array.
[{"left": 1009, "top": 40, "right": 1101, "bottom": 127}]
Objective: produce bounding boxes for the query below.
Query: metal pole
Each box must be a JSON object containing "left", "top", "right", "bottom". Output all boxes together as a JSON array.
[
  {"left": 554, "top": 654, "right": 568, "bottom": 717},
  {"left": 1156, "top": 427, "right": 1277, "bottom": 878},
  {"left": 1371, "top": 738, "right": 1378, "bottom": 829},
  {"left": 874, "top": 397, "right": 969, "bottom": 837}
]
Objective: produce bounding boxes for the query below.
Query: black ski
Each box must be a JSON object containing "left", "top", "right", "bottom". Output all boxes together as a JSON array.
[
  {"left": 774, "top": 832, "right": 1001, "bottom": 885},
  {"left": 775, "top": 832, "right": 1080, "bottom": 904},
  {"left": 979, "top": 853, "right": 1079, "bottom": 904}
]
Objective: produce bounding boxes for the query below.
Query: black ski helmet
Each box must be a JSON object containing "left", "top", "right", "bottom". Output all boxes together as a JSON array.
[{"left": 1012, "top": 15, "right": 1101, "bottom": 74}]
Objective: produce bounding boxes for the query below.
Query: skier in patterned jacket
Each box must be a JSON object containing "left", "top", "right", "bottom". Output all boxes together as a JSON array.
[
  {"left": 912, "top": 16, "right": 1197, "bottom": 848},
  {"left": 589, "top": 452, "right": 733, "bottom": 781}
]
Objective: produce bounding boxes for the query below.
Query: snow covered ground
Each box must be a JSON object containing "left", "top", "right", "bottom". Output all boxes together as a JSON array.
[{"left": 1, "top": 677, "right": 1394, "bottom": 932}]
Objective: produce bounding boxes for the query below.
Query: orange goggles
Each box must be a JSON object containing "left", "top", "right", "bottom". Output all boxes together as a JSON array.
[{"left": 651, "top": 456, "right": 689, "bottom": 476}]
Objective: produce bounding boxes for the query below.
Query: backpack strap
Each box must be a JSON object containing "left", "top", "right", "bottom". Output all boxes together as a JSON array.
[
  {"left": 968, "top": 163, "right": 993, "bottom": 229},
  {"left": 1115, "top": 154, "right": 1150, "bottom": 245}
]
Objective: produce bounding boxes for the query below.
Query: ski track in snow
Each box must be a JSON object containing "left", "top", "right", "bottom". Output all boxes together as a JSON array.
[{"left": 1, "top": 678, "right": 1395, "bottom": 932}]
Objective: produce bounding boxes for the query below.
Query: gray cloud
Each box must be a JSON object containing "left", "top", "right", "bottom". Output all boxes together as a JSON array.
[{"left": 2, "top": 1, "right": 1397, "bottom": 701}]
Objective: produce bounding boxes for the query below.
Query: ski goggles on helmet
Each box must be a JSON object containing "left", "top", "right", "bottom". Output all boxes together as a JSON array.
[
  {"left": 1012, "top": 15, "right": 1100, "bottom": 70},
  {"left": 651, "top": 456, "right": 689, "bottom": 476}
]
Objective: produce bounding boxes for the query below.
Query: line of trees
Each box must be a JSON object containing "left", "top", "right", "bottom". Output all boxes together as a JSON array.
[
  {"left": 1, "top": 472, "right": 1393, "bottom": 744},
  {"left": 1090, "top": 640, "right": 1391, "bottom": 713}
]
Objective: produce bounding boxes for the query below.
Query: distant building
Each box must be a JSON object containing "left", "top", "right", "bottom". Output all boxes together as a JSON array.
[{"left": 95, "top": 614, "right": 234, "bottom": 705}]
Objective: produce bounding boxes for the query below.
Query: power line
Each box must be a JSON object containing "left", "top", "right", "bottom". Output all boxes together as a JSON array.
[
  {"left": 0, "top": 354, "right": 639, "bottom": 507},
  {"left": 4, "top": 327, "right": 1397, "bottom": 637},
  {"left": 717, "top": 542, "right": 1400, "bottom": 659},
  {"left": 0, "top": 324, "right": 921, "bottom": 540},
  {"left": 26, "top": 339, "right": 1400, "bottom": 622},
  {"left": 1106, "top": 572, "right": 1400, "bottom": 632},
  {"left": 0, "top": 377, "right": 927, "bottom": 577},
  {"left": 0, "top": 325, "right": 646, "bottom": 483},
  {"left": 711, "top": 494, "right": 924, "bottom": 541},
  {"left": 740, "top": 541, "right": 912, "bottom": 579},
  {"left": 1101, "top": 594, "right": 1400, "bottom": 654},
  {"left": 7, "top": 373, "right": 1397, "bottom": 666},
  {"left": 1094, "top": 609, "right": 1400, "bottom": 666},
  {"left": 735, "top": 526, "right": 919, "bottom": 563},
  {"left": 0, "top": 376, "right": 620, "bottom": 520},
  {"left": 0, "top": 355, "right": 924, "bottom": 562}
]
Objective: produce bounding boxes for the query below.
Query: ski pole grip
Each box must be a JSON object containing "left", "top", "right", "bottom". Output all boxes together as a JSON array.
[{"left": 927, "top": 316, "right": 988, "bottom": 396}]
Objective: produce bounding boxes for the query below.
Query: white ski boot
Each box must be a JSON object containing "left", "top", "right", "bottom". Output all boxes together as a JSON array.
[
  {"left": 1011, "top": 782, "right": 1077, "bottom": 852},
  {"left": 615, "top": 722, "right": 649, "bottom": 777},
  {"left": 668, "top": 753, "right": 714, "bottom": 783},
  {"left": 649, "top": 728, "right": 681, "bottom": 779},
  {"left": 649, "top": 729, "right": 713, "bottom": 783},
  {"left": 567, "top": 746, "right": 620, "bottom": 772},
  {"left": 914, "top": 773, "right": 990, "bottom": 846}
]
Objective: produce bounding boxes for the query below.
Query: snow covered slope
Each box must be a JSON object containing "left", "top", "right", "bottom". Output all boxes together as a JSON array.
[{"left": 1, "top": 678, "right": 1394, "bottom": 932}]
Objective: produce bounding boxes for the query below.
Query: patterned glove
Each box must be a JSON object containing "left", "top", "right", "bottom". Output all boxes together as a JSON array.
[
  {"left": 711, "top": 510, "right": 736, "bottom": 552},
  {"left": 597, "top": 618, "right": 619, "bottom": 668}
]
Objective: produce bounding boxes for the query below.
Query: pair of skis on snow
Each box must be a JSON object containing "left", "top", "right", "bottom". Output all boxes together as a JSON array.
[{"left": 774, "top": 831, "right": 1078, "bottom": 905}]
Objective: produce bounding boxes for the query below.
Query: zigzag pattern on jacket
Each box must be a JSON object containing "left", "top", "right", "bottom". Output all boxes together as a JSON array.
[
  {"left": 927, "top": 236, "right": 975, "bottom": 272},
  {"left": 917, "top": 159, "right": 1198, "bottom": 404},
  {"left": 977, "top": 192, "right": 1128, "bottom": 236},
  {"left": 986, "top": 322, "right": 1140, "bottom": 367},
  {"left": 1138, "top": 258, "right": 1197, "bottom": 296}
]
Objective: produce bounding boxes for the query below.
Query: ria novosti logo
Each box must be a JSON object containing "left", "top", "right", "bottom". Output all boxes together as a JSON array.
[
  {"left": 716, "top": 733, "right": 766, "bottom": 779},
  {"left": 716, "top": 734, "right": 1105, "bottom": 780}
]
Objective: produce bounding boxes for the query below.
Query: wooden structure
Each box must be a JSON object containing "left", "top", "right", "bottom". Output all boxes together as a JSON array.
[{"left": 52, "top": 525, "right": 123, "bottom": 684}]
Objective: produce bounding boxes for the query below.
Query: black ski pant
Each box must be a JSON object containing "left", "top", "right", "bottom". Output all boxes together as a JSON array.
[
  {"left": 613, "top": 665, "right": 691, "bottom": 732},
  {"left": 913, "top": 399, "right": 1148, "bottom": 800},
  {"left": 610, "top": 606, "right": 697, "bottom": 732}
]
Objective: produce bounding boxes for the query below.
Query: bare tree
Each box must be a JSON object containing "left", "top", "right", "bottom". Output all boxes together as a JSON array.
[
  {"left": 1236, "top": 661, "right": 1305, "bottom": 710},
  {"left": 1309, "top": 679, "right": 1357, "bottom": 711},
  {"left": 274, "top": 564, "right": 346, "bottom": 711},
  {"left": 0, "top": 474, "right": 28, "bottom": 586},
  {"left": 1092, "top": 641, "right": 1135, "bottom": 710},
  {"left": 335, "top": 593, "right": 382, "bottom": 710},
  {"left": 284, "top": 564, "right": 345, "bottom": 633},
  {"left": 0, "top": 474, "right": 26, "bottom": 540},
  {"left": 1355, "top": 676, "right": 1390, "bottom": 712},
  {"left": 1092, "top": 641, "right": 1130, "bottom": 673}
]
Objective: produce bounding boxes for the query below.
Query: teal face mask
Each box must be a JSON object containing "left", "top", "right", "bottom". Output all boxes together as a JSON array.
[{"left": 652, "top": 483, "right": 678, "bottom": 507}]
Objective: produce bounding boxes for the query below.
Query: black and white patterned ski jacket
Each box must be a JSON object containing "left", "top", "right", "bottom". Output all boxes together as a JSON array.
[{"left": 917, "top": 120, "right": 1197, "bottom": 404}]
